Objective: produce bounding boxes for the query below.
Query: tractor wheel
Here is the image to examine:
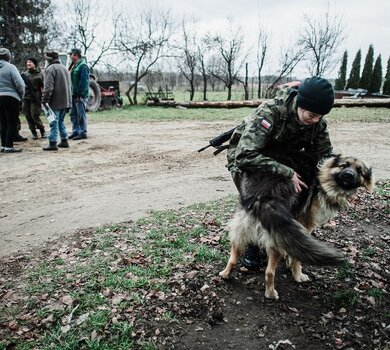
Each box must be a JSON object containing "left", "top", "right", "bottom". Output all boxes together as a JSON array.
[{"left": 88, "top": 80, "right": 101, "bottom": 112}]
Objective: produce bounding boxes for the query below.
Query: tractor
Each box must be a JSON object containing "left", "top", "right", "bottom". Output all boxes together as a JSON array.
[{"left": 58, "top": 53, "right": 123, "bottom": 112}]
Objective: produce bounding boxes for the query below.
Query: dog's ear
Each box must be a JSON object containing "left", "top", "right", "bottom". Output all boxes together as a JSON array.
[{"left": 358, "top": 162, "right": 375, "bottom": 192}]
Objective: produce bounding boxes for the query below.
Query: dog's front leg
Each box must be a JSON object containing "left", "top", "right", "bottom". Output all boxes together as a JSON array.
[
  {"left": 265, "top": 248, "right": 282, "bottom": 300},
  {"left": 219, "top": 243, "right": 241, "bottom": 279}
]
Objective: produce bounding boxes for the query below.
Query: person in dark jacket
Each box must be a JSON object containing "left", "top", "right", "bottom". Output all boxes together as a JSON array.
[
  {"left": 0, "top": 48, "right": 25, "bottom": 153},
  {"left": 227, "top": 77, "right": 335, "bottom": 269},
  {"left": 22, "top": 57, "right": 46, "bottom": 139},
  {"left": 68, "top": 48, "right": 89, "bottom": 140},
  {"left": 41, "top": 51, "right": 72, "bottom": 151}
]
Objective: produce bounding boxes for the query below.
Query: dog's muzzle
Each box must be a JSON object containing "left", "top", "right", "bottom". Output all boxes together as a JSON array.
[{"left": 335, "top": 168, "right": 359, "bottom": 189}]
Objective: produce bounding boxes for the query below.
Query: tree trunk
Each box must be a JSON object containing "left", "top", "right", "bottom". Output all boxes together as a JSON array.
[
  {"left": 189, "top": 81, "right": 195, "bottom": 101},
  {"left": 125, "top": 87, "right": 134, "bottom": 105},
  {"left": 202, "top": 74, "right": 207, "bottom": 101},
  {"left": 244, "top": 63, "right": 249, "bottom": 100},
  {"left": 133, "top": 84, "right": 138, "bottom": 105},
  {"left": 227, "top": 85, "right": 232, "bottom": 100},
  {"left": 147, "top": 98, "right": 390, "bottom": 109},
  {"left": 257, "top": 68, "right": 262, "bottom": 98}
]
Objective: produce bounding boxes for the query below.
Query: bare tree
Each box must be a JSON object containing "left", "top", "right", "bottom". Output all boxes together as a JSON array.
[
  {"left": 298, "top": 5, "right": 344, "bottom": 76},
  {"left": 256, "top": 24, "right": 268, "bottom": 98},
  {"left": 236, "top": 62, "right": 249, "bottom": 100},
  {"left": 267, "top": 45, "right": 306, "bottom": 96},
  {"left": 176, "top": 19, "right": 198, "bottom": 101},
  {"left": 205, "top": 18, "right": 248, "bottom": 100},
  {"left": 196, "top": 40, "right": 210, "bottom": 101},
  {"left": 62, "top": 0, "right": 117, "bottom": 70},
  {"left": 114, "top": 7, "right": 174, "bottom": 105}
]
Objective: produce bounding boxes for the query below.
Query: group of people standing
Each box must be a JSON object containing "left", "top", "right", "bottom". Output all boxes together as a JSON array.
[{"left": 0, "top": 47, "right": 89, "bottom": 153}]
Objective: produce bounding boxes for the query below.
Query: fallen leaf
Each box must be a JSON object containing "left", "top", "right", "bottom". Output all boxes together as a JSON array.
[{"left": 61, "top": 295, "right": 74, "bottom": 306}]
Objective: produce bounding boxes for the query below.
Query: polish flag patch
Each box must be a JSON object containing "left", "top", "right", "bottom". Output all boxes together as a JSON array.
[{"left": 260, "top": 118, "right": 272, "bottom": 129}]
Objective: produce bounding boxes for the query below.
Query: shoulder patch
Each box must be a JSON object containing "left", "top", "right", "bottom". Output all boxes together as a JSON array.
[{"left": 259, "top": 117, "right": 273, "bottom": 131}]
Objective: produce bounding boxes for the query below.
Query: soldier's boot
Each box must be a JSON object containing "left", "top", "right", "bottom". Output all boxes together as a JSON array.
[
  {"left": 42, "top": 141, "right": 58, "bottom": 151},
  {"left": 242, "top": 244, "right": 262, "bottom": 270},
  {"left": 40, "top": 129, "right": 47, "bottom": 139},
  {"left": 57, "top": 139, "right": 69, "bottom": 148},
  {"left": 31, "top": 131, "right": 39, "bottom": 140}
]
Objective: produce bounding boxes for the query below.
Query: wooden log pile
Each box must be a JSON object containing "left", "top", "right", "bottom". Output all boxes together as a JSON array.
[{"left": 147, "top": 98, "right": 390, "bottom": 109}]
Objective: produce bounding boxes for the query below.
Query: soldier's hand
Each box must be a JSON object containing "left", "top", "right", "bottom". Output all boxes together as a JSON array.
[{"left": 292, "top": 172, "right": 308, "bottom": 193}]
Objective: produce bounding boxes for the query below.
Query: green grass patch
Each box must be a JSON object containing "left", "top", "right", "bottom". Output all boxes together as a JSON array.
[
  {"left": 336, "top": 261, "right": 355, "bottom": 279},
  {"left": 367, "top": 288, "right": 385, "bottom": 300},
  {"left": 332, "top": 289, "right": 358, "bottom": 306},
  {"left": 326, "top": 107, "right": 390, "bottom": 122},
  {"left": 361, "top": 247, "right": 376, "bottom": 261},
  {"left": 86, "top": 105, "right": 390, "bottom": 123},
  {"left": 0, "top": 195, "right": 236, "bottom": 349}
]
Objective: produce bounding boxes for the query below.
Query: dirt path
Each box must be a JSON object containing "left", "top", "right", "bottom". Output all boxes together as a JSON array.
[{"left": 0, "top": 121, "right": 389, "bottom": 258}]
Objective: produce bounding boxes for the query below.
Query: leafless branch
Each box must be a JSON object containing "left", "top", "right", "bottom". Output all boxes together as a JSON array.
[{"left": 298, "top": 4, "right": 345, "bottom": 76}]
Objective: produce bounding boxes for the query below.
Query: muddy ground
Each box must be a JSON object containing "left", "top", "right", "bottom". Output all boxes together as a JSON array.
[
  {"left": 0, "top": 120, "right": 389, "bottom": 349},
  {"left": 0, "top": 121, "right": 389, "bottom": 258}
]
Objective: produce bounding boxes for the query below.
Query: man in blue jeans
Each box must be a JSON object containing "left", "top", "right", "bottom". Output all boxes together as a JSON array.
[
  {"left": 41, "top": 51, "right": 72, "bottom": 151},
  {"left": 68, "top": 48, "right": 89, "bottom": 140}
]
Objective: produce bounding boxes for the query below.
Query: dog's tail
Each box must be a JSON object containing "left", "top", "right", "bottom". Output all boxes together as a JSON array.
[{"left": 256, "top": 199, "right": 345, "bottom": 266}]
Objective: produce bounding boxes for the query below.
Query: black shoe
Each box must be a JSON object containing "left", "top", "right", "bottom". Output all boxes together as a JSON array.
[
  {"left": 242, "top": 245, "right": 262, "bottom": 270},
  {"left": 4, "top": 148, "right": 22, "bottom": 153},
  {"left": 73, "top": 134, "right": 87, "bottom": 140},
  {"left": 14, "top": 135, "right": 28, "bottom": 142},
  {"left": 32, "top": 132, "right": 39, "bottom": 140},
  {"left": 42, "top": 141, "right": 58, "bottom": 151},
  {"left": 40, "top": 130, "right": 47, "bottom": 139},
  {"left": 58, "top": 139, "right": 69, "bottom": 148},
  {"left": 68, "top": 134, "right": 77, "bottom": 139}
]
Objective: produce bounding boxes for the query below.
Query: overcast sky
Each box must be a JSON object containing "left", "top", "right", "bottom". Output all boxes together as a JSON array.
[
  {"left": 155, "top": 0, "right": 389, "bottom": 78},
  {"left": 59, "top": 0, "right": 389, "bottom": 78}
]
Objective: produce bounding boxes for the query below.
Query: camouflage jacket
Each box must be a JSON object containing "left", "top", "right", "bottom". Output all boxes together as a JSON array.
[
  {"left": 226, "top": 87, "right": 333, "bottom": 179},
  {"left": 23, "top": 68, "right": 44, "bottom": 102}
]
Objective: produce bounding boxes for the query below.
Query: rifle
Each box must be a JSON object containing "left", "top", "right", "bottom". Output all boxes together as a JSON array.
[
  {"left": 198, "top": 127, "right": 237, "bottom": 155},
  {"left": 21, "top": 73, "right": 41, "bottom": 106}
]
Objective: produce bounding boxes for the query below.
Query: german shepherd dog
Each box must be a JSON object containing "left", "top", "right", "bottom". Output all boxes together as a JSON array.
[{"left": 219, "top": 152, "right": 375, "bottom": 300}]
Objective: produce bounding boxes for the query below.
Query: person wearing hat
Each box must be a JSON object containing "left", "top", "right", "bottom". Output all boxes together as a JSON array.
[
  {"left": 68, "top": 48, "right": 89, "bottom": 140},
  {"left": 226, "top": 76, "right": 335, "bottom": 269},
  {"left": 0, "top": 47, "right": 25, "bottom": 153},
  {"left": 41, "top": 51, "right": 72, "bottom": 151},
  {"left": 22, "top": 57, "right": 46, "bottom": 139}
]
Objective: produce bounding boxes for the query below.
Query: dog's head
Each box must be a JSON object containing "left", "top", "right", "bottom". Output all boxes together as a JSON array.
[{"left": 319, "top": 155, "right": 375, "bottom": 194}]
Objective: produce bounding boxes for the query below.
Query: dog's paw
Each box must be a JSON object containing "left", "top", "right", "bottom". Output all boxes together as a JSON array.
[
  {"left": 265, "top": 289, "right": 279, "bottom": 300},
  {"left": 219, "top": 270, "right": 232, "bottom": 280},
  {"left": 293, "top": 272, "right": 310, "bottom": 283}
]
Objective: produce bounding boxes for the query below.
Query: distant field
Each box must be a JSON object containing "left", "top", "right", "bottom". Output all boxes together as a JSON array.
[
  {"left": 87, "top": 105, "right": 390, "bottom": 123},
  {"left": 170, "top": 90, "right": 248, "bottom": 102}
]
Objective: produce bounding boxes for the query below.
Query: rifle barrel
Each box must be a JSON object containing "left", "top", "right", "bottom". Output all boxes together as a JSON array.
[{"left": 197, "top": 144, "right": 211, "bottom": 153}]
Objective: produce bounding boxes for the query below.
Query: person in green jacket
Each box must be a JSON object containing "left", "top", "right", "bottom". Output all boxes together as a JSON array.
[
  {"left": 22, "top": 57, "right": 46, "bottom": 139},
  {"left": 68, "top": 48, "right": 89, "bottom": 140},
  {"left": 227, "top": 76, "right": 334, "bottom": 270}
]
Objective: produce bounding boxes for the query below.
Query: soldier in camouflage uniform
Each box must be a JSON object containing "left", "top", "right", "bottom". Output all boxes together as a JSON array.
[
  {"left": 227, "top": 76, "right": 335, "bottom": 269},
  {"left": 22, "top": 58, "right": 46, "bottom": 139}
]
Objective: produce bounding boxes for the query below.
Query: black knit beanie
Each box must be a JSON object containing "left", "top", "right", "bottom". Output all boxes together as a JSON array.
[
  {"left": 27, "top": 57, "right": 38, "bottom": 67},
  {"left": 296, "top": 77, "right": 334, "bottom": 115}
]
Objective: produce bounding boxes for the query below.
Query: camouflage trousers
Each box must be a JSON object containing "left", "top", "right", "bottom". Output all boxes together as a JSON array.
[{"left": 23, "top": 99, "right": 45, "bottom": 132}]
